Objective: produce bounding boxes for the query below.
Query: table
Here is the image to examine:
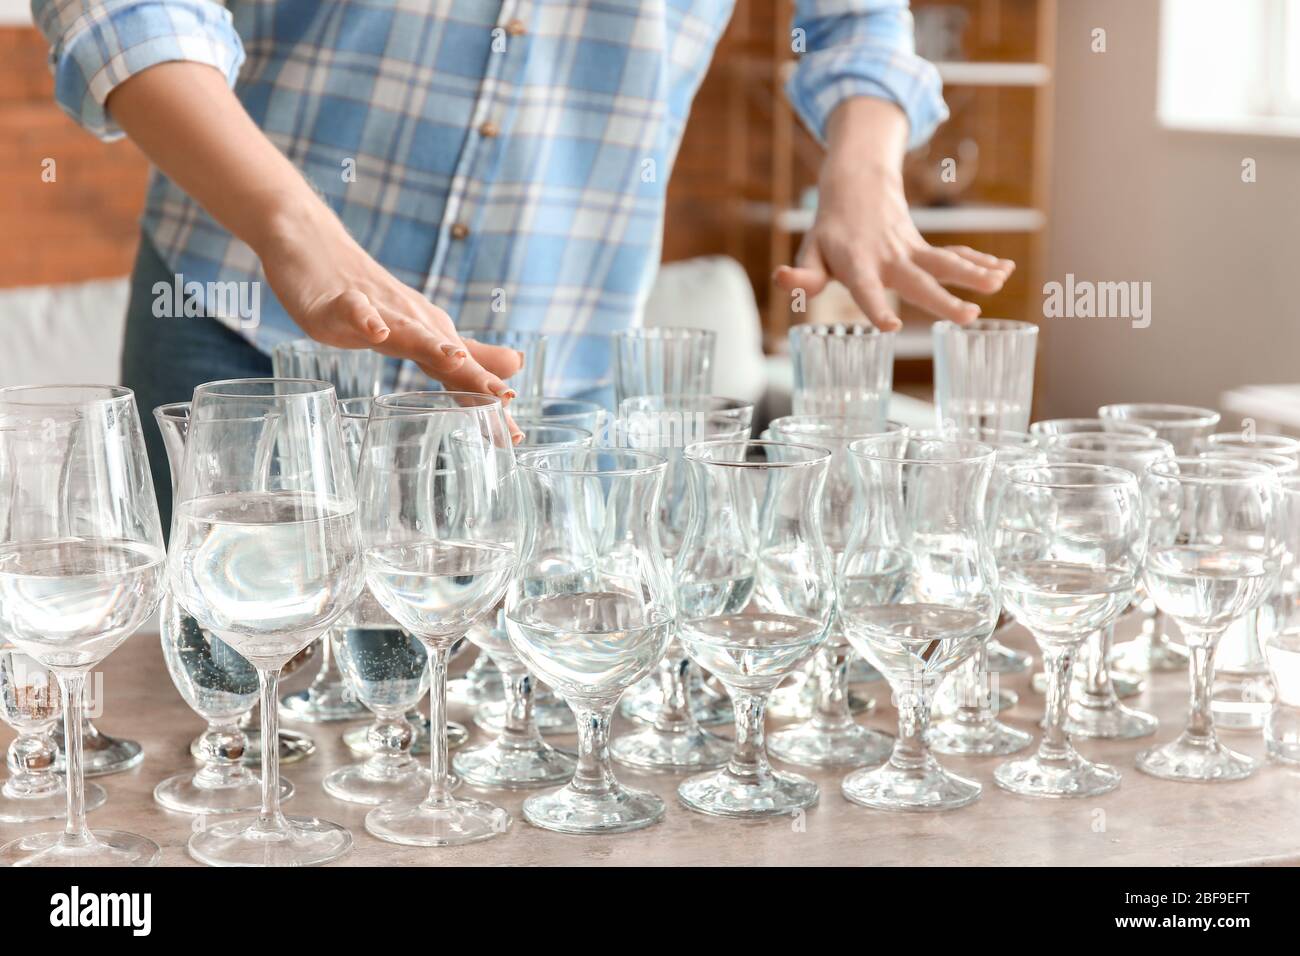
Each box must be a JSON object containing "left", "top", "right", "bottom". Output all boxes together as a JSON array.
[{"left": 3, "top": 619, "right": 1298, "bottom": 867}]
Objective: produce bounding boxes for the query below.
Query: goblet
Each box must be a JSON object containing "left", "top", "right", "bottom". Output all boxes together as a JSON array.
[
  {"left": 0, "top": 385, "right": 165, "bottom": 866},
  {"left": 1263, "top": 475, "right": 1300, "bottom": 764},
  {"left": 1137, "top": 457, "right": 1282, "bottom": 782},
  {"left": 839, "top": 437, "right": 998, "bottom": 811},
  {"left": 0, "top": 643, "right": 106, "bottom": 822},
  {"left": 675, "top": 440, "right": 834, "bottom": 816},
  {"left": 766, "top": 416, "right": 898, "bottom": 768},
  {"left": 1042, "top": 433, "right": 1172, "bottom": 740},
  {"left": 452, "top": 424, "right": 591, "bottom": 789},
  {"left": 788, "top": 321, "right": 895, "bottom": 426},
  {"left": 610, "top": 396, "right": 754, "bottom": 772},
  {"left": 613, "top": 327, "right": 716, "bottom": 407},
  {"left": 171, "top": 378, "right": 363, "bottom": 866},
  {"left": 1099, "top": 403, "right": 1220, "bottom": 674},
  {"left": 358, "top": 392, "right": 519, "bottom": 845},
  {"left": 991, "top": 463, "right": 1144, "bottom": 797},
  {"left": 507, "top": 449, "right": 674, "bottom": 832},
  {"left": 272, "top": 339, "right": 379, "bottom": 725}
]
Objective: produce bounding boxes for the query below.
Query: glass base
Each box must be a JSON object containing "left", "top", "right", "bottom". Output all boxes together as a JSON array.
[
  {"left": 619, "top": 677, "right": 734, "bottom": 727},
  {"left": 1136, "top": 734, "right": 1259, "bottom": 782},
  {"left": 928, "top": 718, "right": 1033, "bottom": 757},
  {"left": 453, "top": 739, "right": 577, "bottom": 789},
  {"left": 1210, "top": 672, "right": 1274, "bottom": 731},
  {"left": 54, "top": 732, "right": 143, "bottom": 778},
  {"left": 0, "top": 781, "right": 105, "bottom": 823},
  {"left": 323, "top": 762, "right": 433, "bottom": 806},
  {"left": 524, "top": 783, "right": 665, "bottom": 833},
  {"left": 610, "top": 725, "right": 732, "bottom": 772},
  {"left": 1066, "top": 698, "right": 1158, "bottom": 740},
  {"left": 189, "top": 814, "right": 352, "bottom": 866},
  {"left": 1110, "top": 634, "right": 1188, "bottom": 674},
  {"left": 678, "top": 767, "right": 819, "bottom": 818},
  {"left": 475, "top": 696, "right": 576, "bottom": 736},
  {"left": 847, "top": 656, "right": 884, "bottom": 683},
  {"left": 366, "top": 796, "right": 509, "bottom": 846},
  {"left": 154, "top": 771, "right": 292, "bottom": 815},
  {"left": 279, "top": 683, "right": 368, "bottom": 723},
  {"left": 343, "top": 718, "right": 467, "bottom": 757},
  {"left": 842, "top": 757, "right": 981, "bottom": 811},
  {"left": 0, "top": 828, "right": 159, "bottom": 867},
  {"left": 986, "top": 639, "right": 1033, "bottom": 675},
  {"left": 233, "top": 728, "right": 316, "bottom": 767},
  {"left": 994, "top": 751, "right": 1121, "bottom": 798},
  {"left": 768, "top": 721, "right": 894, "bottom": 768}
]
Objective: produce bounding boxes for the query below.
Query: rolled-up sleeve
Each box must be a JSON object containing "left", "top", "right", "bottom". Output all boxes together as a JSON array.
[
  {"left": 32, "top": 0, "right": 245, "bottom": 141},
  {"left": 786, "top": 0, "right": 948, "bottom": 151}
]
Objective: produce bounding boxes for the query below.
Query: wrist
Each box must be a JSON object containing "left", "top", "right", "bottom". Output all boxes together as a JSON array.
[
  {"left": 825, "top": 96, "right": 909, "bottom": 170},
  {"left": 248, "top": 191, "right": 343, "bottom": 259}
]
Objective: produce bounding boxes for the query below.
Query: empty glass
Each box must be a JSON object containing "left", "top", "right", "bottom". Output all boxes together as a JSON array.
[
  {"left": 1263, "top": 475, "right": 1300, "bottom": 764},
  {"left": 788, "top": 322, "right": 895, "bottom": 427},
  {"left": 0, "top": 385, "right": 166, "bottom": 866},
  {"left": 1030, "top": 418, "right": 1156, "bottom": 441},
  {"left": 991, "top": 463, "right": 1144, "bottom": 798},
  {"left": 1137, "top": 457, "right": 1282, "bottom": 782},
  {"left": 613, "top": 327, "right": 716, "bottom": 407},
  {"left": 839, "top": 438, "right": 998, "bottom": 811},
  {"left": 675, "top": 440, "right": 834, "bottom": 816},
  {"left": 507, "top": 449, "right": 674, "bottom": 833},
  {"left": 933, "top": 319, "right": 1038, "bottom": 434},
  {"left": 1205, "top": 431, "right": 1300, "bottom": 464},
  {"left": 766, "top": 416, "right": 898, "bottom": 768}
]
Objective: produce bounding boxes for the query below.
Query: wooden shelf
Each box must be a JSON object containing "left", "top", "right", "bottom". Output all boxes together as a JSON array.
[
  {"left": 934, "top": 61, "right": 1051, "bottom": 87},
  {"left": 752, "top": 201, "right": 1047, "bottom": 234}
]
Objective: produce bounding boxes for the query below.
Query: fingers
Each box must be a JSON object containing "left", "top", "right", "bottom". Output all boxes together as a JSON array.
[
  {"left": 300, "top": 290, "right": 391, "bottom": 348},
  {"left": 773, "top": 238, "right": 831, "bottom": 300},
  {"left": 912, "top": 246, "right": 1009, "bottom": 294},
  {"left": 464, "top": 340, "right": 525, "bottom": 381},
  {"left": 946, "top": 245, "right": 1016, "bottom": 275},
  {"left": 885, "top": 260, "right": 980, "bottom": 324}
]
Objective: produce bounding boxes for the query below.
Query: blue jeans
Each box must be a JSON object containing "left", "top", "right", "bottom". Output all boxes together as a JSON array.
[{"left": 120, "top": 234, "right": 272, "bottom": 533}]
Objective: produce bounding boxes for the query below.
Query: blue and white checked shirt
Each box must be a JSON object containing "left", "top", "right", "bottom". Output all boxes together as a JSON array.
[{"left": 34, "top": 0, "right": 947, "bottom": 393}]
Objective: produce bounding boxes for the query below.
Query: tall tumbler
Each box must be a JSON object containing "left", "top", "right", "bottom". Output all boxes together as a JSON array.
[
  {"left": 789, "top": 322, "right": 894, "bottom": 428},
  {"left": 933, "top": 319, "right": 1038, "bottom": 435},
  {"left": 613, "top": 327, "right": 716, "bottom": 408}
]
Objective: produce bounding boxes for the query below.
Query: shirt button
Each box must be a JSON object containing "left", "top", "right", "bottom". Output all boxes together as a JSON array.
[
  {"left": 479, "top": 120, "right": 500, "bottom": 138},
  {"left": 451, "top": 223, "right": 470, "bottom": 240},
  {"left": 506, "top": 18, "right": 526, "bottom": 36}
]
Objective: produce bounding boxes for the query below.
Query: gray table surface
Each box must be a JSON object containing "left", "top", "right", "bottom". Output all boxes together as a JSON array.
[{"left": 3, "top": 618, "right": 1298, "bottom": 867}]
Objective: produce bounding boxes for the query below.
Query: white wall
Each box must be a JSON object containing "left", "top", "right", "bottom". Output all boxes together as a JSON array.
[
  {"left": 0, "top": 1, "right": 31, "bottom": 24},
  {"left": 1041, "top": 0, "right": 1300, "bottom": 421}
]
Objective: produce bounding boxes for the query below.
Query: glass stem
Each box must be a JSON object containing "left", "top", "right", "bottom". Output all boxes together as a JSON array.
[
  {"left": 725, "top": 690, "right": 771, "bottom": 783},
  {"left": 952, "top": 644, "right": 991, "bottom": 727},
  {"left": 424, "top": 644, "right": 454, "bottom": 809},
  {"left": 499, "top": 664, "right": 541, "bottom": 747},
  {"left": 811, "top": 644, "right": 854, "bottom": 731},
  {"left": 1184, "top": 627, "right": 1224, "bottom": 741},
  {"left": 1038, "top": 645, "right": 1075, "bottom": 761},
  {"left": 890, "top": 677, "right": 932, "bottom": 770},
  {"left": 255, "top": 667, "right": 288, "bottom": 833},
  {"left": 5, "top": 732, "right": 59, "bottom": 797},
  {"left": 1081, "top": 627, "right": 1112, "bottom": 699},
  {"left": 308, "top": 632, "right": 340, "bottom": 693},
  {"left": 652, "top": 648, "right": 696, "bottom": 733},
  {"left": 55, "top": 669, "right": 92, "bottom": 848},
  {"left": 569, "top": 699, "right": 618, "bottom": 796}
]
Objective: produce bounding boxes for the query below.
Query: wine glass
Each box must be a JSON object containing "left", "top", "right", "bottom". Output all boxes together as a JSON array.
[
  {"left": 610, "top": 396, "right": 753, "bottom": 772},
  {"left": 928, "top": 431, "right": 1042, "bottom": 757},
  {"left": 1098, "top": 403, "right": 1220, "bottom": 675},
  {"left": 1041, "top": 433, "right": 1173, "bottom": 740},
  {"left": 675, "top": 440, "right": 834, "bottom": 816},
  {"left": 0, "top": 643, "right": 106, "bottom": 822},
  {"left": 272, "top": 339, "right": 381, "bottom": 724},
  {"left": 170, "top": 378, "right": 363, "bottom": 866},
  {"left": 991, "top": 463, "right": 1144, "bottom": 797},
  {"left": 766, "top": 416, "right": 899, "bottom": 768},
  {"left": 357, "top": 392, "right": 519, "bottom": 845},
  {"left": 788, "top": 322, "right": 895, "bottom": 426},
  {"left": 0, "top": 385, "right": 165, "bottom": 866},
  {"left": 506, "top": 448, "right": 674, "bottom": 832},
  {"left": 839, "top": 437, "right": 998, "bottom": 811},
  {"left": 451, "top": 424, "right": 591, "bottom": 789},
  {"left": 1137, "top": 457, "right": 1282, "bottom": 782},
  {"left": 1263, "top": 474, "right": 1300, "bottom": 764},
  {"left": 613, "top": 327, "right": 716, "bottom": 407}
]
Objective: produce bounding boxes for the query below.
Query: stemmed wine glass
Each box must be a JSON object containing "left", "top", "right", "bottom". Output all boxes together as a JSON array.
[
  {"left": 1137, "top": 457, "right": 1282, "bottom": 781},
  {"left": 675, "top": 440, "right": 834, "bottom": 816},
  {"left": 357, "top": 392, "right": 519, "bottom": 845},
  {"left": 766, "top": 416, "right": 898, "bottom": 768},
  {"left": 170, "top": 379, "right": 363, "bottom": 866},
  {"left": 1040, "top": 434, "right": 1173, "bottom": 740},
  {"left": 1098, "top": 403, "right": 1221, "bottom": 674},
  {"left": 506, "top": 448, "right": 675, "bottom": 832},
  {"left": 839, "top": 437, "right": 998, "bottom": 811},
  {"left": 991, "top": 463, "right": 1144, "bottom": 797},
  {"left": 0, "top": 385, "right": 166, "bottom": 866}
]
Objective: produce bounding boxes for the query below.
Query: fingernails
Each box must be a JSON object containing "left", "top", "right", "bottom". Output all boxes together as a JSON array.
[
  {"left": 441, "top": 343, "right": 468, "bottom": 361},
  {"left": 367, "top": 318, "right": 389, "bottom": 338},
  {"left": 501, "top": 388, "right": 517, "bottom": 401},
  {"left": 511, "top": 430, "right": 524, "bottom": 445},
  {"left": 515, "top": 349, "right": 526, "bottom": 369}
]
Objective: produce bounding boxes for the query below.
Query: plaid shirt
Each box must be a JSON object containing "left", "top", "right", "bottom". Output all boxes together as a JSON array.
[{"left": 34, "top": 0, "right": 947, "bottom": 393}]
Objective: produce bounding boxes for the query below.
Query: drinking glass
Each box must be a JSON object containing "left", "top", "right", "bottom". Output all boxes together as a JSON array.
[
  {"left": 1030, "top": 418, "right": 1156, "bottom": 441},
  {"left": 766, "top": 416, "right": 899, "bottom": 768},
  {"left": 788, "top": 321, "right": 895, "bottom": 427},
  {"left": 462, "top": 329, "right": 548, "bottom": 399},
  {"left": 991, "top": 463, "right": 1144, "bottom": 797},
  {"left": 929, "top": 432, "right": 1043, "bottom": 757},
  {"left": 613, "top": 327, "right": 716, "bottom": 407},
  {"left": 933, "top": 319, "right": 1038, "bottom": 434},
  {"left": 611, "top": 396, "right": 753, "bottom": 772},
  {"left": 675, "top": 440, "right": 834, "bottom": 816},
  {"left": 0, "top": 644, "right": 106, "bottom": 822},
  {"left": 506, "top": 449, "right": 674, "bottom": 832},
  {"left": 1206, "top": 431, "right": 1300, "bottom": 464},
  {"left": 0, "top": 385, "right": 165, "bottom": 866},
  {"left": 170, "top": 378, "right": 363, "bottom": 866},
  {"left": 1137, "top": 457, "right": 1282, "bottom": 781},
  {"left": 272, "top": 340, "right": 381, "bottom": 724},
  {"left": 358, "top": 392, "right": 519, "bottom": 845},
  {"left": 1263, "top": 475, "right": 1300, "bottom": 764},
  {"left": 1099, "top": 403, "right": 1221, "bottom": 674},
  {"left": 452, "top": 424, "right": 591, "bottom": 789},
  {"left": 839, "top": 437, "right": 998, "bottom": 810},
  {"left": 1042, "top": 433, "right": 1173, "bottom": 740}
]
